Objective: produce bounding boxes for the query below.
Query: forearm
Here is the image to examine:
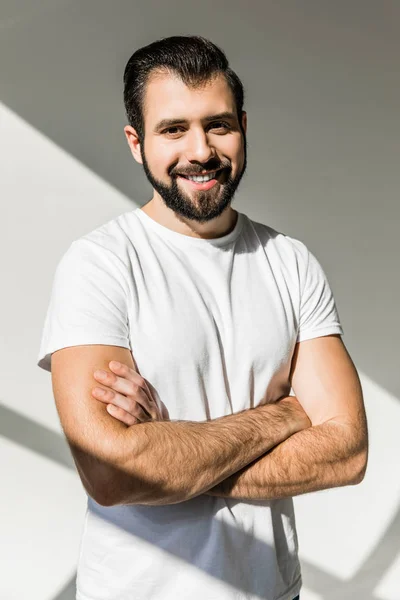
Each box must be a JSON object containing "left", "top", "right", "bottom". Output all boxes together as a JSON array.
[
  {"left": 107, "top": 398, "right": 308, "bottom": 506},
  {"left": 206, "top": 419, "right": 368, "bottom": 500}
]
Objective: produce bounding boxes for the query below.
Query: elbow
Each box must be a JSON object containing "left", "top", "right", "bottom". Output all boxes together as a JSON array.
[
  {"left": 67, "top": 438, "right": 126, "bottom": 506},
  {"left": 93, "top": 483, "right": 118, "bottom": 507},
  {"left": 96, "top": 496, "right": 118, "bottom": 508},
  {"left": 93, "top": 467, "right": 131, "bottom": 506},
  {"left": 349, "top": 447, "right": 369, "bottom": 485},
  {"left": 80, "top": 463, "right": 127, "bottom": 507},
  {"left": 93, "top": 477, "right": 126, "bottom": 507},
  {"left": 70, "top": 455, "right": 115, "bottom": 506},
  {"left": 82, "top": 474, "right": 118, "bottom": 507}
]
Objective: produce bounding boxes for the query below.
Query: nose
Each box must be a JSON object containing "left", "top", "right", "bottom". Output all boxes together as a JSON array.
[{"left": 183, "top": 128, "right": 216, "bottom": 165}]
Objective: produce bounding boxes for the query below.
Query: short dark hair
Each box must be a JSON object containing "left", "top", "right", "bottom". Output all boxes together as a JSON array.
[{"left": 123, "top": 35, "right": 245, "bottom": 143}]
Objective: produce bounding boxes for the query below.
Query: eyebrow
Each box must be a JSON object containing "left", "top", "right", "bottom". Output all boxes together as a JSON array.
[{"left": 153, "top": 111, "right": 237, "bottom": 133}]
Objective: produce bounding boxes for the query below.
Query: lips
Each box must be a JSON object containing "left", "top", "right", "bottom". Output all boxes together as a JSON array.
[
  {"left": 179, "top": 177, "right": 219, "bottom": 190},
  {"left": 176, "top": 168, "right": 224, "bottom": 179}
]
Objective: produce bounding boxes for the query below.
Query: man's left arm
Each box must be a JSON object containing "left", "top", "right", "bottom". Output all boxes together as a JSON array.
[{"left": 206, "top": 334, "right": 369, "bottom": 500}]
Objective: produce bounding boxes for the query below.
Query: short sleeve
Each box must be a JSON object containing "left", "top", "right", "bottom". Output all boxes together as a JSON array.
[
  {"left": 37, "top": 239, "right": 131, "bottom": 372},
  {"left": 295, "top": 243, "right": 344, "bottom": 343}
]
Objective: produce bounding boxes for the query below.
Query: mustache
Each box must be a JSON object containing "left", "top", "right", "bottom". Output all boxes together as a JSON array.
[{"left": 171, "top": 165, "right": 230, "bottom": 177}]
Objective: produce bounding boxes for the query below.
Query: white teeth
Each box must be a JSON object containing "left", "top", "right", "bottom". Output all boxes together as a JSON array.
[{"left": 184, "top": 171, "right": 217, "bottom": 183}]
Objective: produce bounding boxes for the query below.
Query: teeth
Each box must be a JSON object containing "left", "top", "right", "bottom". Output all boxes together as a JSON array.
[{"left": 184, "top": 171, "right": 217, "bottom": 183}]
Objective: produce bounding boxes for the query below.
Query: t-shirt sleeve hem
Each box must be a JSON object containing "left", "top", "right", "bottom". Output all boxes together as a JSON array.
[
  {"left": 296, "top": 325, "right": 343, "bottom": 344},
  {"left": 37, "top": 335, "right": 131, "bottom": 373}
]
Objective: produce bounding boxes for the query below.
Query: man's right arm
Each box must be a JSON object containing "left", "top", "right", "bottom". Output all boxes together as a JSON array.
[{"left": 51, "top": 345, "right": 310, "bottom": 508}]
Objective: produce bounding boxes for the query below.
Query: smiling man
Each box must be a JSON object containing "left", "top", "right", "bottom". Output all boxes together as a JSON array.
[
  {"left": 38, "top": 35, "right": 368, "bottom": 600},
  {"left": 128, "top": 64, "right": 248, "bottom": 233},
  {"left": 134, "top": 73, "right": 246, "bottom": 230}
]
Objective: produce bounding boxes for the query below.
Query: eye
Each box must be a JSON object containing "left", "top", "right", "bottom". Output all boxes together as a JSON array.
[
  {"left": 162, "top": 122, "right": 231, "bottom": 136},
  {"left": 210, "top": 121, "right": 231, "bottom": 131},
  {"left": 163, "top": 126, "right": 184, "bottom": 135}
]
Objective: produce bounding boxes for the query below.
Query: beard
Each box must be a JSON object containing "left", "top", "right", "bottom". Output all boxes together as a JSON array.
[{"left": 140, "top": 134, "right": 248, "bottom": 224}]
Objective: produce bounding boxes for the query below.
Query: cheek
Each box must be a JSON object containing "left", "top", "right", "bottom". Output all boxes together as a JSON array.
[
  {"left": 233, "top": 139, "right": 245, "bottom": 168},
  {"left": 220, "top": 135, "right": 243, "bottom": 162},
  {"left": 153, "top": 146, "right": 180, "bottom": 177},
  {"left": 233, "top": 134, "right": 245, "bottom": 154},
  {"left": 146, "top": 138, "right": 172, "bottom": 164}
]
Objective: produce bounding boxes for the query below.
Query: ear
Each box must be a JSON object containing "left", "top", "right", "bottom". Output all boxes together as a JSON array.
[
  {"left": 124, "top": 125, "right": 143, "bottom": 165},
  {"left": 241, "top": 111, "right": 247, "bottom": 135}
]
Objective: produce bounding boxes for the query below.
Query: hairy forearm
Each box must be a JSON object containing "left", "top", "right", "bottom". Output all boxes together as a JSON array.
[
  {"left": 105, "top": 398, "right": 309, "bottom": 507},
  {"left": 206, "top": 418, "right": 368, "bottom": 500}
]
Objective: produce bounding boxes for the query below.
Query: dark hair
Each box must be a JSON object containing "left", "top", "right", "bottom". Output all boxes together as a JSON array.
[{"left": 123, "top": 35, "right": 245, "bottom": 143}]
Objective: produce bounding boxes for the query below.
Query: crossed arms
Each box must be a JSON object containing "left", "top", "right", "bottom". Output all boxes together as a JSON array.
[{"left": 51, "top": 334, "right": 368, "bottom": 507}]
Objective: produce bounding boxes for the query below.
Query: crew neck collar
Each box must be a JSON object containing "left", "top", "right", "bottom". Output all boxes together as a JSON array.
[{"left": 134, "top": 207, "right": 244, "bottom": 248}]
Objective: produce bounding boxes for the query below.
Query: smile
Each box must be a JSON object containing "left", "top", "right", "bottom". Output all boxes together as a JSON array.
[
  {"left": 177, "top": 171, "right": 222, "bottom": 191},
  {"left": 180, "top": 171, "right": 219, "bottom": 182}
]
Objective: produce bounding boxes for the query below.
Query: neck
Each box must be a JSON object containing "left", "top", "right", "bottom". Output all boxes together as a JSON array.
[{"left": 140, "top": 198, "right": 238, "bottom": 239}]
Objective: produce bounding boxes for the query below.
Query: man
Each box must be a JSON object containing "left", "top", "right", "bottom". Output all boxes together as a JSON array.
[{"left": 38, "top": 35, "right": 368, "bottom": 600}]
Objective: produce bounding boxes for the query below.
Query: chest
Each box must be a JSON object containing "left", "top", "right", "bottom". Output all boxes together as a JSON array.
[{"left": 126, "top": 245, "right": 298, "bottom": 418}]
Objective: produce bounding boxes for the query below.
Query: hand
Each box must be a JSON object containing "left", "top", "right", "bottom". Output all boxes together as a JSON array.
[{"left": 91, "top": 361, "right": 169, "bottom": 426}]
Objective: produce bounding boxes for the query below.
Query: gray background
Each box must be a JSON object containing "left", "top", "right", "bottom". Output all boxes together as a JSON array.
[{"left": 1, "top": 1, "right": 399, "bottom": 599}]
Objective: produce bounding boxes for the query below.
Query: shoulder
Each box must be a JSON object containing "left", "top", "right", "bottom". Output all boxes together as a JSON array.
[
  {"left": 76, "top": 210, "right": 135, "bottom": 257},
  {"left": 244, "top": 214, "right": 310, "bottom": 272},
  {"left": 60, "top": 210, "right": 137, "bottom": 272}
]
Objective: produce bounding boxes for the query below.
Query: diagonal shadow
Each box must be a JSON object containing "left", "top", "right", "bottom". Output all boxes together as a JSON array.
[
  {"left": 346, "top": 503, "right": 400, "bottom": 596},
  {"left": 1, "top": 401, "right": 399, "bottom": 599},
  {"left": 52, "top": 575, "right": 77, "bottom": 600},
  {"left": 0, "top": 402, "right": 74, "bottom": 469}
]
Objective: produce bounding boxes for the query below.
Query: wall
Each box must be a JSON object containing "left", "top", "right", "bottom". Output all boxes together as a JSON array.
[{"left": 1, "top": 2, "right": 399, "bottom": 598}]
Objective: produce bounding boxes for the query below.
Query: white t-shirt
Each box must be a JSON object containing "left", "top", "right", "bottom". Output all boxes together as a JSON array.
[{"left": 38, "top": 207, "right": 343, "bottom": 600}]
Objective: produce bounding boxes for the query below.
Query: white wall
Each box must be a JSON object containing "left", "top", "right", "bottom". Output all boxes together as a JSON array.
[{"left": 1, "top": 2, "right": 399, "bottom": 598}]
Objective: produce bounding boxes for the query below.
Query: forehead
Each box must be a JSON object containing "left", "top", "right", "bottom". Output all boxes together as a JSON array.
[{"left": 143, "top": 72, "right": 236, "bottom": 126}]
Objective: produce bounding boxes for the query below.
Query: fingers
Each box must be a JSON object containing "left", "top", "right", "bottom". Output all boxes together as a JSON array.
[
  {"left": 92, "top": 386, "right": 151, "bottom": 422},
  {"left": 94, "top": 368, "right": 149, "bottom": 408},
  {"left": 106, "top": 404, "right": 139, "bottom": 427},
  {"left": 108, "top": 362, "right": 155, "bottom": 405},
  {"left": 92, "top": 364, "right": 160, "bottom": 420},
  {"left": 106, "top": 362, "right": 161, "bottom": 420},
  {"left": 94, "top": 365, "right": 145, "bottom": 398}
]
